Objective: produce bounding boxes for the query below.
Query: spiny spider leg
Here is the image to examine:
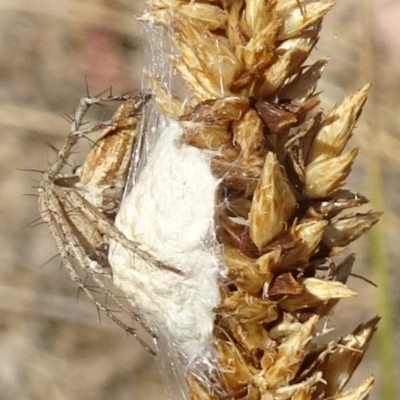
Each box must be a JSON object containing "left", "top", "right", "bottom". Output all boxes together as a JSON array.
[
  {"left": 66, "top": 189, "right": 182, "bottom": 274},
  {"left": 37, "top": 92, "right": 171, "bottom": 353},
  {"left": 39, "top": 185, "right": 157, "bottom": 353}
]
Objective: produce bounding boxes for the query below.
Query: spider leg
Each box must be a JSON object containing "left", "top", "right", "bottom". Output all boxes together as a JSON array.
[
  {"left": 38, "top": 92, "right": 159, "bottom": 354},
  {"left": 66, "top": 189, "right": 182, "bottom": 274},
  {"left": 39, "top": 183, "right": 157, "bottom": 354}
]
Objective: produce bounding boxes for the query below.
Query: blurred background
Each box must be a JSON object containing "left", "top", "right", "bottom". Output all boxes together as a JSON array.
[{"left": 0, "top": 0, "right": 398, "bottom": 399}]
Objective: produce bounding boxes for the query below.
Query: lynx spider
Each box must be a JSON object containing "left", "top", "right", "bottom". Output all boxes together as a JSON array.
[{"left": 38, "top": 92, "right": 171, "bottom": 354}]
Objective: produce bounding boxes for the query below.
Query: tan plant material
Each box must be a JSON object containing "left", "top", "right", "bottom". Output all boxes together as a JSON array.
[
  {"left": 37, "top": 0, "right": 380, "bottom": 398},
  {"left": 141, "top": 0, "right": 379, "bottom": 399}
]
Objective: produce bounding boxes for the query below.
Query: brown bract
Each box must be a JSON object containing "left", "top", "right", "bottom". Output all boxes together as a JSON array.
[{"left": 141, "top": 0, "right": 379, "bottom": 399}]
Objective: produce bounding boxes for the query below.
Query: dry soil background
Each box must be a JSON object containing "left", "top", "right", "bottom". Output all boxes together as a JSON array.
[{"left": 0, "top": 1, "right": 399, "bottom": 399}]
